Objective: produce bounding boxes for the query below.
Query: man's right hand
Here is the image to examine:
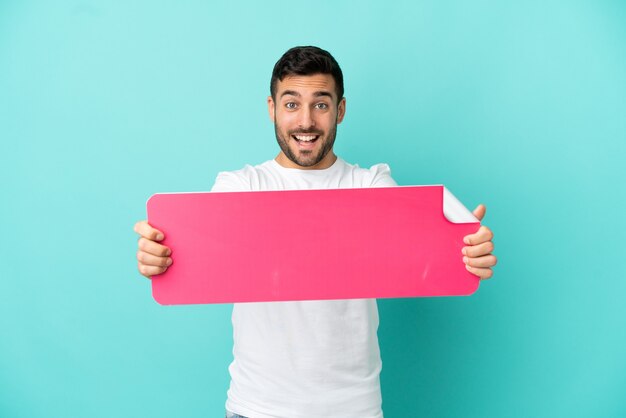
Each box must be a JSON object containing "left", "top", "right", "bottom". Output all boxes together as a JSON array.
[{"left": 134, "top": 220, "right": 172, "bottom": 278}]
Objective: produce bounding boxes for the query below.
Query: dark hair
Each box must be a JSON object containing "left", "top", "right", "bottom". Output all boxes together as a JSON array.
[{"left": 270, "top": 46, "right": 344, "bottom": 101}]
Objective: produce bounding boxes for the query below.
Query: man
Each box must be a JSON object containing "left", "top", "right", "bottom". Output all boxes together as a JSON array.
[{"left": 134, "top": 46, "right": 496, "bottom": 418}]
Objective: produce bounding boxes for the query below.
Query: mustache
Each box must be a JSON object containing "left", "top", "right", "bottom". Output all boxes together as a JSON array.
[{"left": 288, "top": 129, "right": 324, "bottom": 136}]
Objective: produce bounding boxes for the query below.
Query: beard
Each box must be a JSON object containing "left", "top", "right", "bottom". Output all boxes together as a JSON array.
[{"left": 274, "top": 120, "right": 337, "bottom": 168}]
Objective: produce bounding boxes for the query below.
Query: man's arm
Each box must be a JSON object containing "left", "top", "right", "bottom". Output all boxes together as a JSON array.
[
  {"left": 462, "top": 204, "right": 497, "bottom": 279},
  {"left": 134, "top": 220, "right": 172, "bottom": 278}
]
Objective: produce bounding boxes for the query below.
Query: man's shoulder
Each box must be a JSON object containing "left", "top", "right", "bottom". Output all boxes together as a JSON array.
[
  {"left": 339, "top": 159, "right": 397, "bottom": 188},
  {"left": 220, "top": 160, "right": 274, "bottom": 177},
  {"left": 210, "top": 160, "right": 275, "bottom": 192}
]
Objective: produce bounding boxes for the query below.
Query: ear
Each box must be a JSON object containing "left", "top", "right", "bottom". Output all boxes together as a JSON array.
[
  {"left": 337, "top": 97, "right": 346, "bottom": 124},
  {"left": 267, "top": 96, "right": 275, "bottom": 122}
]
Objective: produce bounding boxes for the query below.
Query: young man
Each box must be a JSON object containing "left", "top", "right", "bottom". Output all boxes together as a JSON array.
[{"left": 134, "top": 46, "right": 497, "bottom": 418}]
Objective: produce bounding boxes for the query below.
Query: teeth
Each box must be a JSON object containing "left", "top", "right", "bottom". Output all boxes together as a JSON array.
[{"left": 294, "top": 135, "right": 317, "bottom": 142}]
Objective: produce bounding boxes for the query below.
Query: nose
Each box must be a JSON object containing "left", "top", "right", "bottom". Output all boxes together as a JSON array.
[{"left": 297, "top": 106, "right": 315, "bottom": 130}]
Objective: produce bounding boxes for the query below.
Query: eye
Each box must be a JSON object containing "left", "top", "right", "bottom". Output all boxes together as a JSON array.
[
  {"left": 285, "top": 102, "right": 297, "bottom": 109},
  {"left": 315, "top": 103, "right": 329, "bottom": 110}
]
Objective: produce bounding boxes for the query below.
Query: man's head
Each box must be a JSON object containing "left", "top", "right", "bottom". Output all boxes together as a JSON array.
[
  {"left": 270, "top": 46, "right": 344, "bottom": 101},
  {"left": 268, "top": 46, "right": 346, "bottom": 169}
]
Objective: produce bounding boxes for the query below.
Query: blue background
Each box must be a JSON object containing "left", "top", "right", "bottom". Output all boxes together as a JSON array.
[{"left": 1, "top": 1, "right": 625, "bottom": 417}]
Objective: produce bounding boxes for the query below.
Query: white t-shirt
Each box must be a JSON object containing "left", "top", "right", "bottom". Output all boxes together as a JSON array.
[{"left": 211, "top": 157, "right": 397, "bottom": 418}]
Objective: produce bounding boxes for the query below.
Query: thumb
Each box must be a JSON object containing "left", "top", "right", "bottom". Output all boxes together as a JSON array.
[{"left": 472, "top": 204, "right": 486, "bottom": 221}]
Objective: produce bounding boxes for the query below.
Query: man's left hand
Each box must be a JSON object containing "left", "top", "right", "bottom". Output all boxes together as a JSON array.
[{"left": 462, "top": 204, "right": 497, "bottom": 280}]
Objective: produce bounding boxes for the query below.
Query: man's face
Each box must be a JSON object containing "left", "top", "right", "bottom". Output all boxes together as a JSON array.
[{"left": 268, "top": 73, "right": 346, "bottom": 169}]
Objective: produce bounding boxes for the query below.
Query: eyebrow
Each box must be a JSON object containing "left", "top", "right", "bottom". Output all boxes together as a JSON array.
[{"left": 280, "top": 90, "right": 334, "bottom": 99}]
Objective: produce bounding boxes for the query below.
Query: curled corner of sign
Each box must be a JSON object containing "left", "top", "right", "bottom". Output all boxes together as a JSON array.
[{"left": 442, "top": 187, "right": 479, "bottom": 224}]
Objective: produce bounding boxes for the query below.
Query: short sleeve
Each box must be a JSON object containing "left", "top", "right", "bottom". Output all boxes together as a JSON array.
[{"left": 368, "top": 163, "right": 398, "bottom": 187}]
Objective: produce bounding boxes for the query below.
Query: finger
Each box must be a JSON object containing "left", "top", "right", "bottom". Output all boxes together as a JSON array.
[
  {"left": 462, "top": 241, "right": 495, "bottom": 258},
  {"left": 137, "top": 262, "right": 168, "bottom": 278},
  {"left": 138, "top": 237, "right": 172, "bottom": 257},
  {"left": 466, "top": 265, "right": 493, "bottom": 280},
  {"left": 472, "top": 204, "right": 486, "bottom": 221},
  {"left": 464, "top": 225, "right": 493, "bottom": 245},
  {"left": 137, "top": 250, "right": 172, "bottom": 268},
  {"left": 464, "top": 254, "right": 498, "bottom": 268},
  {"left": 134, "top": 220, "right": 165, "bottom": 241}
]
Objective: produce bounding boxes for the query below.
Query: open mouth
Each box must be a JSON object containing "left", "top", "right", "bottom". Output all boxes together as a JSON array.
[{"left": 292, "top": 134, "right": 320, "bottom": 145}]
